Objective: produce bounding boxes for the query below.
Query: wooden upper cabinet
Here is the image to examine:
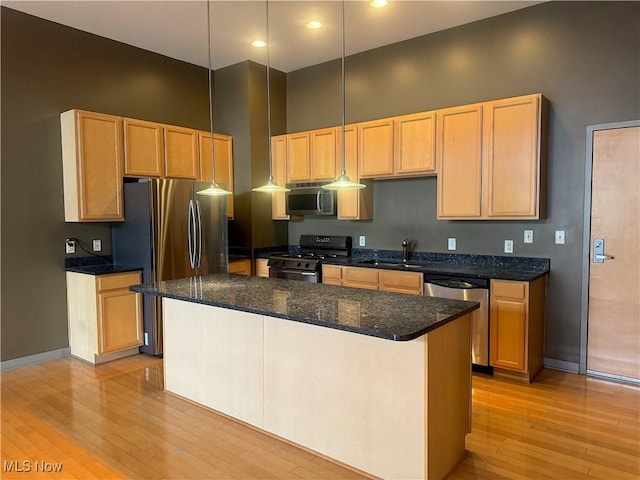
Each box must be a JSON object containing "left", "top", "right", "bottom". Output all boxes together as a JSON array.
[
  {"left": 436, "top": 103, "right": 484, "bottom": 219},
  {"left": 337, "top": 125, "right": 373, "bottom": 221},
  {"left": 287, "top": 132, "right": 311, "bottom": 182},
  {"left": 359, "top": 119, "right": 394, "bottom": 177},
  {"left": 484, "top": 94, "right": 546, "bottom": 219},
  {"left": 123, "top": 118, "right": 163, "bottom": 178},
  {"left": 310, "top": 127, "right": 339, "bottom": 181},
  {"left": 199, "top": 132, "right": 234, "bottom": 218},
  {"left": 395, "top": 111, "right": 436, "bottom": 176},
  {"left": 271, "top": 135, "right": 290, "bottom": 220},
  {"left": 61, "top": 109, "right": 124, "bottom": 222},
  {"left": 164, "top": 125, "right": 199, "bottom": 179}
]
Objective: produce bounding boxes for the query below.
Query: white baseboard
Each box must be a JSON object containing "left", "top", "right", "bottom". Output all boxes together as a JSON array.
[
  {"left": 544, "top": 357, "right": 579, "bottom": 373},
  {"left": 1, "top": 347, "right": 71, "bottom": 372}
]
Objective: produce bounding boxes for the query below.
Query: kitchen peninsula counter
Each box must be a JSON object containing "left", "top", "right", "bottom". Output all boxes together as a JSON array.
[{"left": 132, "top": 275, "right": 477, "bottom": 479}]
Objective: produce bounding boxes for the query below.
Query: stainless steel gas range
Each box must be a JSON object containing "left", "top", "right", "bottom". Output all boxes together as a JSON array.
[{"left": 267, "top": 235, "right": 352, "bottom": 283}]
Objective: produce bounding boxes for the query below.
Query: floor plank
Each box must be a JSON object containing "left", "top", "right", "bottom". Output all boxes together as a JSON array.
[{"left": 1, "top": 355, "right": 639, "bottom": 479}]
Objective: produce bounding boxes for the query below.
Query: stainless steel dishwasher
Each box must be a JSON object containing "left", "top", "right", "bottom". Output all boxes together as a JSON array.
[{"left": 423, "top": 273, "right": 491, "bottom": 373}]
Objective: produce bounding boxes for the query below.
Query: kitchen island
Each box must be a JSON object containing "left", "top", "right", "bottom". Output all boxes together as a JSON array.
[{"left": 132, "top": 274, "right": 479, "bottom": 480}]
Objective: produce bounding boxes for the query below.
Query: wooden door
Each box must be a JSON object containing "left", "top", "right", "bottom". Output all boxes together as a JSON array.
[
  {"left": 271, "top": 135, "right": 289, "bottom": 220},
  {"left": 358, "top": 119, "right": 394, "bottom": 177},
  {"left": 394, "top": 111, "right": 436, "bottom": 175},
  {"left": 587, "top": 125, "right": 640, "bottom": 380},
  {"left": 287, "top": 132, "right": 311, "bottom": 182},
  {"left": 436, "top": 104, "right": 483, "bottom": 218},
  {"left": 164, "top": 125, "right": 199, "bottom": 179},
  {"left": 61, "top": 110, "right": 124, "bottom": 222},
  {"left": 490, "top": 280, "right": 528, "bottom": 372},
  {"left": 484, "top": 94, "right": 544, "bottom": 219},
  {"left": 199, "top": 132, "right": 234, "bottom": 218},
  {"left": 123, "top": 118, "right": 163, "bottom": 177},
  {"left": 310, "top": 127, "right": 338, "bottom": 180}
]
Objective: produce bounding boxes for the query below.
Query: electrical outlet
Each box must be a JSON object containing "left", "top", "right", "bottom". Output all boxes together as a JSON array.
[
  {"left": 144, "top": 332, "right": 149, "bottom": 346},
  {"left": 92, "top": 239, "right": 102, "bottom": 252},
  {"left": 504, "top": 239, "right": 514, "bottom": 254},
  {"left": 359, "top": 235, "right": 366, "bottom": 247},
  {"left": 447, "top": 238, "right": 456, "bottom": 251},
  {"left": 65, "top": 239, "right": 75, "bottom": 254},
  {"left": 555, "top": 230, "right": 566, "bottom": 245},
  {"left": 524, "top": 230, "right": 534, "bottom": 244}
]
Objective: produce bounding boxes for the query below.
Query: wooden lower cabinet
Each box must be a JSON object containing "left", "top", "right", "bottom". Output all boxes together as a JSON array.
[
  {"left": 66, "top": 271, "right": 143, "bottom": 365},
  {"left": 323, "top": 265, "right": 423, "bottom": 295},
  {"left": 255, "top": 258, "right": 269, "bottom": 278},
  {"left": 490, "top": 276, "right": 547, "bottom": 382},
  {"left": 229, "top": 259, "right": 252, "bottom": 276}
]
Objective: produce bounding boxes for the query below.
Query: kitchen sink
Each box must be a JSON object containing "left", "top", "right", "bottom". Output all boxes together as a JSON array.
[{"left": 356, "top": 260, "right": 423, "bottom": 269}]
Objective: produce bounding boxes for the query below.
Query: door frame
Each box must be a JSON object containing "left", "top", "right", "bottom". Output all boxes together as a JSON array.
[{"left": 580, "top": 120, "right": 640, "bottom": 375}]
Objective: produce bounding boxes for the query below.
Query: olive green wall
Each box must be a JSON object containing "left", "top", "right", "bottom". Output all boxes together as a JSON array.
[{"left": 287, "top": 2, "right": 640, "bottom": 366}]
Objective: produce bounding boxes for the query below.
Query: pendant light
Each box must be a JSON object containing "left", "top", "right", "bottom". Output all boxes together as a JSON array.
[
  {"left": 197, "top": 0, "right": 232, "bottom": 196},
  {"left": 323, "top": 0, "right": 365, "bottom": 191},
  {"left": 252, "top": 0, "right": 290, "bottom": 193}
]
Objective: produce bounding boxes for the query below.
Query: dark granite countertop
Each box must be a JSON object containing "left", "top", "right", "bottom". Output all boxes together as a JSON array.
[
  {"left": 131, "top": 274, "right": 479, "bottom": 341},
  {"left": 65, "top": 264, "right": 142, "bottom": 275}
]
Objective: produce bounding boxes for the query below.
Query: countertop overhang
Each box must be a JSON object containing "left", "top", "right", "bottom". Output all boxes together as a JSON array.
[{"left": 131, "top": 274, "right": 479, "bottom": 341}]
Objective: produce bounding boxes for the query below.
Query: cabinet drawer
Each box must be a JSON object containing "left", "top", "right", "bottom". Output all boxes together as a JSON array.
[
  {"left": 97, "top": 271, "right": 142, "bottom": 292},
  {"left": 491, "top": 280, "right": 527, "bottom": 300},
  {"left": 229, "top": 259, "right": 252, "bottom": 275},
  {"left": 379, "top": 270, "right": 423, "bottom": 295},
  {"left": 322, "top": 265, "right": 343, "bottom": 285},
  {"left": 343, "top": 267, "right": 378, "bottom": 290}
]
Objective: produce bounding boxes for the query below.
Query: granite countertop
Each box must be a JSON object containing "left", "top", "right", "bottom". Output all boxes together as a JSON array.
[
  {"left": 131, "top": 274, "right": 479, "bottom": 341},
  {"left": 322, "top": 253, "right": 550, "bottom": 282},
  {"left": 65, "top": 263, "right": 142, "bottom": 275}
]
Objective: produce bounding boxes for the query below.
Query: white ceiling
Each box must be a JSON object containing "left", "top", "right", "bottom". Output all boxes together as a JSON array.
[{"left": 2, "top": 0, "right": 543, "bottom": 73}]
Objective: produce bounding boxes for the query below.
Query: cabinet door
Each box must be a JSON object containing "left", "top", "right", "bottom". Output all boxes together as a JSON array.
[
  {"left": 271, "top": 135, "right": 290, "bottom": 220},
  {"left": 359, "top": 119, "right": 394, "bottom": 177},
  {"left": 343, "top": 267, "right": 378, "bottom": 290},
  {"left": 229, "top": 259, "right": 251, "bottom": 275},
  {"left": 98, "top": 289, "right": 143, "bottom": 354},
  {"left": 287, "top": 132, "right": 311, "bottom": 182},
  {"left": 199, "top": 132, "right": 234, "bottom": 218},
  {"left": 255, "top": 258, "right": 270, "bottom": 278},
  {"left": 337, "top": 125, "right": 373, "bottom": 220},
  {"left": 436, "top": 104, "right": 483, "bottom": 219},
  {"left": 490, "top": 280, "right": 528, "bottom": 372},
  {"left": 394, "top": 111, "right": 436, "bottom": 175},
  {"left": 484, "top": 94, "right": 543, "bottom": 218},
  {"left": 61, "top": 110, "right": 124, "bottom": 222},
  {"left": 321, "top": 265, "right": 343, "bottom": 286},
  {"left": 164, "top": 125, "right": 199, "bottom": 179},
  {"left": 310, "top": 128, "right": 338, "bottom": 181},
  {"left": 378, "top": 270, "right": 423, "bottom": 295},
  {"left": 123, "top": 118, "right": 163, "bottom": 177}
]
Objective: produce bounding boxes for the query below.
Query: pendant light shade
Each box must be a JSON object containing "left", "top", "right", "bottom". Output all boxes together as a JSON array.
[
  {"left": 197, "top": 0, "right": 231, "bottom": 197},
  {"left": 323, "top": 0, "right": 366, "bottom": 191},
  {"left": 252, "top": 1, "right": 290, "bottom": 194}
]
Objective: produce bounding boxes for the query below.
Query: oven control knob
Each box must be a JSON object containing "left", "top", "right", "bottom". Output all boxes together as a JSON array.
[
  {"left": 305, "top": 263, "right": 310, "bottom": 268},
  {"left": 297, "top": 262, "right": 302, "bottom": 267}
]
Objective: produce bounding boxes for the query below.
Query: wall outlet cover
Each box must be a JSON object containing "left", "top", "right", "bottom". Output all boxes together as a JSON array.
[
  {"left": 65, "top": 239, "right": 75, "bottom": 254},
  {"left": 524, "top": 230, "right": 534, "bottom": 244},
  {"left": 504, "top": 239, "right": 514, "bottom": 254},
  {"left": 555, "top": 230, "right": 566, "bottom": 245},
  {"left": 447, "top": 238, "right": 456, "bottom": 251},
  {"left": 92, "top": 239, "right": 102, "bottom": 252},
  {"left": 359, "top": 235, "right": 366, "bottom": 247}
]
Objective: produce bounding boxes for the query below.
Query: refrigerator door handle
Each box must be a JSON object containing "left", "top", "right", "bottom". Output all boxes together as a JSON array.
[
  {"left": 188, "top": 199, "right": 196, "bottom": 269},
  {"left": 195, "top": 199, "right": 203, "bottom": 269}
]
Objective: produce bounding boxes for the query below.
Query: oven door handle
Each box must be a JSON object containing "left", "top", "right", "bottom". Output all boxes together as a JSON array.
[{"left": 276, "top": 269, "right": 318, "bottom": 276}]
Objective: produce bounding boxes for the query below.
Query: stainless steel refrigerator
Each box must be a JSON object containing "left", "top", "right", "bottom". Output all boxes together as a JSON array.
[{"left": 112, "top": 179, "right": 228, "bottom": 356}]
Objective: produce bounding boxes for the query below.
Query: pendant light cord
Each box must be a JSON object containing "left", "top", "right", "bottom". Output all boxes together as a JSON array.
[
  {"left": 340, "top": 0, "right": 346, "bottom": 175},
  {"left": 266, "top": 0, "right": 273, "bottom": 179},
  {"left": 207, "top": 0, "right": 216, "bottom": 180}
]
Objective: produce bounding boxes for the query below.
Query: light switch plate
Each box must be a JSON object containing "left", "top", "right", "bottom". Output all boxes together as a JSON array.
[
  {"left": 359, "top": 235, "right": 366, "bottom": 247},
  {"left": 504, "top": 240, "right": 514, "bottom": 254},
  {"left": 92, "top": 239, "right": 102, "bottom": 252},
  {"left": 555, "top": 230, "right": 565, "bottom": 245},
  {"left": 447, "top": 238, "right": 456, "bottom": 251},
  {"left": 524, "top": 230, "right": 533, "bottom": 244}
]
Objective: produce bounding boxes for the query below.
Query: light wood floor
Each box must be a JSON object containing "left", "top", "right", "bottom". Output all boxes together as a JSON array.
[{"left": 1, "top": 355, "right": 638, "bottom": 479}]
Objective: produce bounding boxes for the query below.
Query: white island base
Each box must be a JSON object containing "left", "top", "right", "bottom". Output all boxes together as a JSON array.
[{"left": 163, "top": 298, "right": 471, "bottom": 480}]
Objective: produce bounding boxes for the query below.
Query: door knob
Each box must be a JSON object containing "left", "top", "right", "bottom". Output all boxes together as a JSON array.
[{"left": 593, "top": 239, "right": 614, "bottom": 263}]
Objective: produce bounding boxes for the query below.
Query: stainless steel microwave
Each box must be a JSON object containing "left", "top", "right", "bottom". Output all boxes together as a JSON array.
[{"left": 286, "top": 183, "right": 336, "bottom": 216}]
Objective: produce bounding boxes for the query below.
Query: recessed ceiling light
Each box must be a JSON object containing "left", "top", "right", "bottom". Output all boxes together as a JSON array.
[
  {"left": 306, "top": 20, "right": 322, "bottom": 29},
  {"left": 251, "top": 40, "right": 266, "bottom": 48},
  {"left": 370, "top": 0, "right": 388, "bottom": 8}
]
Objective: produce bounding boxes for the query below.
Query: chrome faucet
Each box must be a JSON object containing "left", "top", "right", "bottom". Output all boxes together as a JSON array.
[{"left": 402, "top": 238, "right": 409, "bottom": 263}]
